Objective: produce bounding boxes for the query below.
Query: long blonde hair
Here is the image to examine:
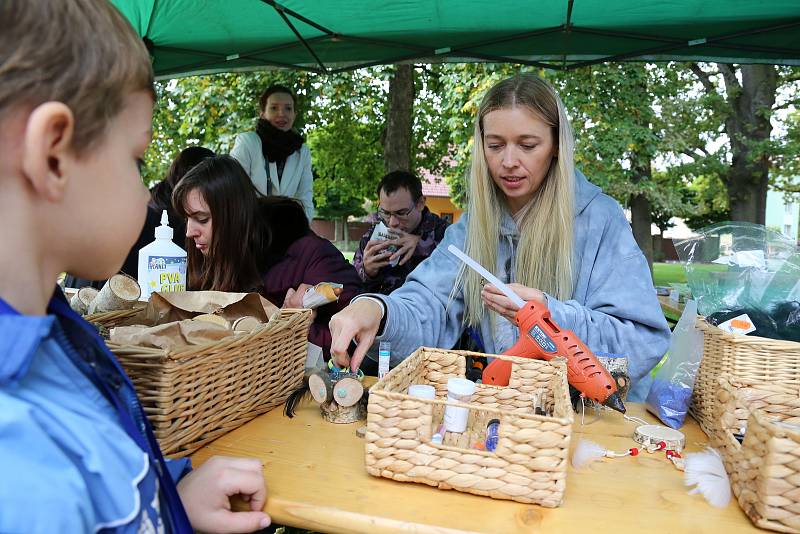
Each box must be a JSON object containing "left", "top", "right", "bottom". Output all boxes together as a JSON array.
[{"left": 456, "top": 74, "right": 576, "bottom": 327}]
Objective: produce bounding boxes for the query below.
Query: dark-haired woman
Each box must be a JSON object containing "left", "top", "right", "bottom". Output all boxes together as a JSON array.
[
  {"left": 231, "top": 84, "right": 314, "bottom": 220},
  {"left": 173, "top": 155, "right": 361, "bottom": 359}
]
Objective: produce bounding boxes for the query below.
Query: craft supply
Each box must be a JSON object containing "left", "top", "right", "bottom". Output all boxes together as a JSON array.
[
  {"left": 485, "top": 419, "right": 500, "bottom": 452},
  {"left": 431, "top": 423, "right": 445, "bottom": 445},
  {"left": 572, "top": 438, "right": 639, "bottom": 468},
  {"left": 443, "top": 377, "right": 476, "bottom": 432},
  {"left": 408, "top": 384, "right": 436, "bottom": 400},
  {"left": 633, "top": 424, "right": 686, "bottom": 453},
  {"left": 306, "top": 362, "right": 367, "bottom": 424},
  {"left": 88, "top": 273, "right": 141, "bottom": 314},
  {"left": 684, "top": 448, "right": 731, "bottom": 508},
  {"left": 308, "top": 371, "right": 334, "bottom": 404},
  {"left": 69, "top": 286, "right": 99, "bottom": 315},
  {"left": 137, "top": 210, "right": 187, "bottom": 300},
  {"left": 232, "top": 315, "right": 262, "bottom": 332},
  {"left": 193, "top": 314, "right": 231, "bottom": 329},
  {"left": 378, "top": 341, "right": 391, "bottom": 379},
  {"left": 448, "top": 245, "right": 625, "bottom": 414}
]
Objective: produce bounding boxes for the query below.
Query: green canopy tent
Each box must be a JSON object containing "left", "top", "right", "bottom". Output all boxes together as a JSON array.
[{"left": 112, "top": 0, "right": 800, "bottom": 79}]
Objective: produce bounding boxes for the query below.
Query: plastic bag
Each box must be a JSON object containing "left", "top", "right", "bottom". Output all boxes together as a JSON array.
[
  {"left": 646, "top": 300, "right": 704, "bottom": 429},
  {"left": 673, "top": 222, "right": 800, "bottom": 318}
]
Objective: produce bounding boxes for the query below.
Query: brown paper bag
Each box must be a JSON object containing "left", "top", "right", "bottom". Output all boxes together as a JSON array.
[
  {"left": 110, "top": 320, "right": 233, "bottom": 350},
  {"left": 123, "top": 291, "right": 280, "bottom": 326}
]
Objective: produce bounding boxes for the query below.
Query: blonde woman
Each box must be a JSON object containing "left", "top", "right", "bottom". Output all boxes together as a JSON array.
[{"left": 329, "top": 75, "right": 670, "bottom": 392}]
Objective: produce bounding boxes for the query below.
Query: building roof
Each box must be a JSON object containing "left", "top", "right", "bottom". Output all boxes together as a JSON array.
[{"left": 421, "top": 169, "right": 450, "bottom": 198}]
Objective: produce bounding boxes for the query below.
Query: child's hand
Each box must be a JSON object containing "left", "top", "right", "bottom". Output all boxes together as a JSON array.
[{"left": 177, "top": 455, "right": 270, "bottom": 534}]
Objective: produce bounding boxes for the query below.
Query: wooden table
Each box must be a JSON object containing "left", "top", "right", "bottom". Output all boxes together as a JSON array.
[{"left": 190, "top": 383, "right": 754, "bottom": 533}]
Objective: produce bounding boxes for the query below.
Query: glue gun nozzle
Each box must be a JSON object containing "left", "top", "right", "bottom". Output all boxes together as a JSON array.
[{"left": 603, "top": 392, "right": 626, "bottom": 414}]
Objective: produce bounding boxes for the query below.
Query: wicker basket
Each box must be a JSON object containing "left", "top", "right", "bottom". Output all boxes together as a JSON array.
[
  {"left": 365, "top": 348, "right": 573, "bottom": 507},
  {"left": 712, "top": 376, "right": 800, "bottom": 533},
  {"left": 101, "top": 308, "right": 312, "bottom": 458},
  {"left": 690, "top": 317, "right": 800, "bottom": 435}
]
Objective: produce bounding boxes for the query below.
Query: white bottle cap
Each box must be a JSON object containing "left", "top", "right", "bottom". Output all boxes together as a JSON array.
[
  {"left": 154, "top": 210, "right": 173, "bottom": 240},
  {"left": 447, "top": 377, "right": 476, "bottom": 397},
  {"left": 408, "top": 384, "right": 436, "bottom": 400}
]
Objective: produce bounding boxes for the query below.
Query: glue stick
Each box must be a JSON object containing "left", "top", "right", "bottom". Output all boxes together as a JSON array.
[{"left": 378, "top": 341, "right": 390, "bottom": 379}]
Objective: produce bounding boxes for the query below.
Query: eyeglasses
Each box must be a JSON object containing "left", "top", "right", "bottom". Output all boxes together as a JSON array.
[{"left": 377, "top": 205, "right": 416, "bottom": 223}]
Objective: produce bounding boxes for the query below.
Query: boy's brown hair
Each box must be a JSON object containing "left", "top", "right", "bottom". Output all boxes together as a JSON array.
[{"left": 0, "top": 0, "right": 154, "bottom": 155}]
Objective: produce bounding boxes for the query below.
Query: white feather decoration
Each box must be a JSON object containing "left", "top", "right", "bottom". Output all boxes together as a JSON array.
[
  {"left": 572, "top": 439, "right": 608, "bottom": 468},
  {"left": 684, "top": 447, "right": 731, "bottom": 508}
]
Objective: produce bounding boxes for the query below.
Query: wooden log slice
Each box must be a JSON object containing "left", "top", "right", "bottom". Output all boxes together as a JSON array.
[
  {"left": 332, "top": 377, "right": 364, "bottom": 407},
  {"left": 308, "top": 371, "right": 333, "bottom": 404},
  {"left": 320, "top": 400, "right": 365, "bottom": 424},
  {"left": 88, "top": 273, "right": 141, "bottom": 314},
  {"left": 70, "top": 287, "right": 99, "bottom": 315}
]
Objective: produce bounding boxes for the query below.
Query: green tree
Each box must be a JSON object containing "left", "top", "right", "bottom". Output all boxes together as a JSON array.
[{"left": 687, "top": 64, "right": 800, "bottom": 224}]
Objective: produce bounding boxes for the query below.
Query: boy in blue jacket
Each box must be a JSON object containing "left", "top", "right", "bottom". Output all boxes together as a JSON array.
[{"left": 0, "top": 1, "right": 270, "bottom": 532}]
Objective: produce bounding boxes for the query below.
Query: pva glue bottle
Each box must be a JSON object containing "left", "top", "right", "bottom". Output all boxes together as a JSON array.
[{"left": 137, "top": 210, "right": 187, "bottom": 300}]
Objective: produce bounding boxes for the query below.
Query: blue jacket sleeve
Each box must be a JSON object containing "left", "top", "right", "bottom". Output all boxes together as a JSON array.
[
  {"left": 545, "top": 209, "right": 671, "bottom": 385},
  {"left": 376, "top": 220, "right": 469, "bottom": 365},
  {"left": 165, "top": 457, "right": 193, "bottom": 484}
]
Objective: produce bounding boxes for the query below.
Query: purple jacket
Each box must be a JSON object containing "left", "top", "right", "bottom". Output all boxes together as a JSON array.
[{"left": 260, "top": 233, "right": 362, "bottom": 358}]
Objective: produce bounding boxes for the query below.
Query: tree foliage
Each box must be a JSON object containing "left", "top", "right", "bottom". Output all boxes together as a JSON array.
[{"left": 144, "top": 62, "right": 799, "bottom": 233}]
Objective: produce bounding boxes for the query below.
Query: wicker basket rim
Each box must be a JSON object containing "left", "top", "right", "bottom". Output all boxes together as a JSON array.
[
  {"left": 370, "top": 388, "right": 574, "bottom": 425},
  {"left": 370, "top": 347, "right": 573, "bottom": 424},
  {"left": 697, "top": 317, "right": 800, "bottom": 348},
  {"left": 106, "top": 308, "right": 312, "bottom": 359}
]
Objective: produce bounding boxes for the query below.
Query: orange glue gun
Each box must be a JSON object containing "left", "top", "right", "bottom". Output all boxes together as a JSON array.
[{"left": 447, "top": 245, "right": 625, "bottom": 414}]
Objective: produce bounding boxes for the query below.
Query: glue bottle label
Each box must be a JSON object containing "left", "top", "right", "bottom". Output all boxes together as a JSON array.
[
  {"left": 378, "top": 341, "right": 390, "bottom": 379},
  {"left": 146, "top": 255, "right": 187, "bottom": 296}
]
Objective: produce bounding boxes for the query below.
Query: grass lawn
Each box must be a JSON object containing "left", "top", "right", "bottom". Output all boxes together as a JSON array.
[
  {"left": 652, "top": 262, "right": 686, "bottom": 287},
  {"left": 652, "top": 262, "right": 728, "bottom": 287}
]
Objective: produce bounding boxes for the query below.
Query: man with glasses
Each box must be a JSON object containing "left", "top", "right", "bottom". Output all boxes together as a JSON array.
[{"left": 353, "top": 170, "right": 449, "bottom": 295}]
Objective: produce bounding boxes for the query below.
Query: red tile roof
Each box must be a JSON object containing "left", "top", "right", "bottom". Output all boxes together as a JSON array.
[{"left": 421, "top": 168, "right": 450, "bottom": 198}]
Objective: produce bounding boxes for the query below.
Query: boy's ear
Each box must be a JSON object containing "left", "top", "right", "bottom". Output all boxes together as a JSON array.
[{"left": 21, "top": 102, "right": 76, "bottom": 202}]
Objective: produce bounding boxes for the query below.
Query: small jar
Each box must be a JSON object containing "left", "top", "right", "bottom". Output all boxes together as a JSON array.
[
  {"left": 443, "top": 377, "right": 476, "bottom": 432},
  {"left": 408, "top": 384, "right": 436, "bottom": 400}
]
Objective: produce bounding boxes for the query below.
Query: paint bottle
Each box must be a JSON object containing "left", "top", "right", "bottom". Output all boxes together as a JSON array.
[
  {"left": 378, "top": 341, "right": 391, "bottom": 379},
  {"left": 137, "top": 210, "right": 187, "bottom": 300},
  {"left": 444, "top": 377, "right": 476, "bottom": 432},
  {"left": 431, "top": 423, "right": 445, "bottom": 445},
  {"left": 485, "top": 419, "right": 500, "bottom": 452}
]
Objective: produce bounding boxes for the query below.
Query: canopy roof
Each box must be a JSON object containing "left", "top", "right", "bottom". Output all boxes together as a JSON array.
[{"left": 112, "top": 1, "right": 800, "bottom": 79}]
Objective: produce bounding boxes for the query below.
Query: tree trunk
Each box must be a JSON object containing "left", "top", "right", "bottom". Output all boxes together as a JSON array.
[
  {"left": 383, "top": 64, "right": 414, "bottom": 173},
  {"left": 630, "top": 191, "right": 654, "bottom": 275},
  {"left": 341, "top": 215, "right": 349, "bottom": 250},
  {"left": 719, "top": 64, "right": 777, "bottom": 224}
]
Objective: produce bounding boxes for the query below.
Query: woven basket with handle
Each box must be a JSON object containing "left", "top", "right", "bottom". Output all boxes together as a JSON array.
[
  {"left": 98, "top": 308, "right": 311, "bottom": 458},
  {"left": 712, "top": 376, "right": 800, "bottom": 533},
  {"left": 690, "top": 317, "right": 800, "bottom": 436},
  {"left": 366, "top": 348, "right": 573, "bottom": 507}
]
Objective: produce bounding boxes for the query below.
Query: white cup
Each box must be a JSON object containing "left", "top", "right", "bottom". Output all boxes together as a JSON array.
[{"left": 408, "top": 384, "right": 436, "bottom": 400}]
